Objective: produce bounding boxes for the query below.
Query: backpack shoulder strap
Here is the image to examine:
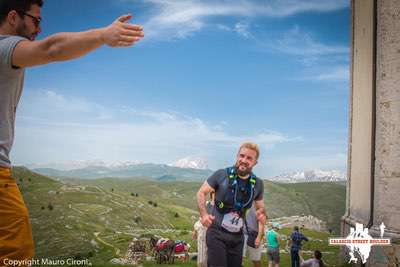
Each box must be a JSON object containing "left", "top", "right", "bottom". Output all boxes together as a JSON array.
[{"left": 215, "top": 167, "right": 236, "bottom": 211}]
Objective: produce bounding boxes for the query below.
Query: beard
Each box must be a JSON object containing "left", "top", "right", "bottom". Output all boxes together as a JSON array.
[
  {"left": 16, "top": 21, "right": 37, "bottom": 40},
  {"left": 235, "top": 162, "right": 252, "bottom": 177}
]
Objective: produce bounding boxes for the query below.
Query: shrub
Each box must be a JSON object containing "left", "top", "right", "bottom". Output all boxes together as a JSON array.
[
  {"left": 47, "top": 203, "right": 54, "bottom": 211},
  {"left": 134, "top": 216, "right": 142, "bottom": 223},
  {"left": 73, "top": 253, "right": 83, "bottom": 260}
]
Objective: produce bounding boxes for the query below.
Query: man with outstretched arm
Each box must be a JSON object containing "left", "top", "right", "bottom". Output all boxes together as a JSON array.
[
  {"left": 197, "top": 142, "right": 267, "bottom": 267},
  {"left": 0, "top": 0, "right": 144, "bottom": 265}
]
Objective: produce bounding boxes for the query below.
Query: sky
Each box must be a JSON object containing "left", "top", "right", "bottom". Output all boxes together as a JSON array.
[{"left": 12, "top": 0, "right": 350, "bottom": 177}]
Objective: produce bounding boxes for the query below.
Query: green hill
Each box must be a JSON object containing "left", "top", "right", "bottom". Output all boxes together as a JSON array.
[
  {"left": 263, "top": 180, "right": 346, "bottom": 233},
  {"left": 71, "top": 176, "right": 345, "bottom": 233},
  {"left": 13, "top": 167, "right": 197, "bottom": 263},
  {"left": 12, "top": 167, "right": 346, "bottom": 265}
]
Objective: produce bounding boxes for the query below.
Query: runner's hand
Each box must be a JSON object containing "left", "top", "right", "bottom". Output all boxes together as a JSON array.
[
  {"left": 255, "top": 236, "right": 261, "bottom": 248},
  {"left": 200, "top": 214, "right": 215, "bottom": 227},
  {"left": 101, "top": 14, "right": 144, "bottom": 47}
]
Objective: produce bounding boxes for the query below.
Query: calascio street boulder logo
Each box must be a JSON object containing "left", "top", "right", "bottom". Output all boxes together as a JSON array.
[{"left": 329, "top": 223, "right": 391, "bottom": 264}]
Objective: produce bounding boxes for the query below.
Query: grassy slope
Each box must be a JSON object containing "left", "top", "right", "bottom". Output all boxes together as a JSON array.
[
  {"left": 13, "top": 167, "right": 197, "bottom": 263},
  {"left": 282, "top": 182, "right": 346, "bottom": 234},
  {"left": 75, "top": 178, "right": 345, "bottom": 233},
  {"left": 12, "top": 167, "right": 346, "bottom": 265}
]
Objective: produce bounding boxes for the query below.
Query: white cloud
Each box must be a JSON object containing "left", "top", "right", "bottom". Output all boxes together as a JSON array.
[
  {"left": 253, "top": 25, "right": 349, "bottom": 77},
  {"left": 272, "top": 25, "right": 348, "bottom": 57},
  {"left": 216, "top": 24, "right": 231, "bottom": 32},
  {"left": 136, "top": 0, "right": 348, "bottom": 40},
  {"left": 234, "top": 21, "right": 252, "bottom": 39},
  {"left": 215, "top": 22, "right": 253, "bottom": 39},
  {"left": 260, "top": 0, "right": 348, "bottom": 17},
  {"left": 13, "top": 90, "right": 294, "bottom": 171},
  {"left": 313, "top": 66, "right": 349, "bottom": 82},
  {"left": 18, "top": 90, "right": 114, "bottom": 122},
  {"left": 13, "top": 90, "right": 348, "bottom": 176},
  {"left": 299, "top": 65, "right": 349, "bottom": 82}
]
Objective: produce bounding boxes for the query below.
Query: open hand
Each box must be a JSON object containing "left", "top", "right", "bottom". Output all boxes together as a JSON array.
[{"left": 102, "top": 14, "right": 144, "bottom": 47}]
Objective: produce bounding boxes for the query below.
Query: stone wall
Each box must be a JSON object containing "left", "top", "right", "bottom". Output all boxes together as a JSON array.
[
  {"left": 342, "top": 0, "right": 400, "bottom": 266},
  {"left": 374, "top": 0, "right": 400, "bottom": 235},
  {"left": 368, "top": 0, "right": 400, "bottom": 265}
]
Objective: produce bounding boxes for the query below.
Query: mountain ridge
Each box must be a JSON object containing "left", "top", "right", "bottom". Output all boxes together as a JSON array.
[
  {"left": 28, "top": 162, "right": 346, "bottom": 183},
  {"left": 31, "top": 163, "right": 213, "bottom": 180},
  {"left": 270, "top": 169, "right": 346, "bottom": 183}
]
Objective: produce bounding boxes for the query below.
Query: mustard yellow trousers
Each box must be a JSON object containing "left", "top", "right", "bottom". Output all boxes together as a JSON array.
[{"left": 0, "top": 167, "right": 34, "bottom": 267}]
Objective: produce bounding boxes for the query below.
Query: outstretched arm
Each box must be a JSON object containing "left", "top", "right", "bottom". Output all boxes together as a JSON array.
[{"left": 12, "top": 14, "right": 144, "bottom": 67}]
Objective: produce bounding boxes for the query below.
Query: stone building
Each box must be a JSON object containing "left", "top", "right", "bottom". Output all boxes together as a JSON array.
[{"left": 341, "top": 0, "right": 400, "bottom": 266}]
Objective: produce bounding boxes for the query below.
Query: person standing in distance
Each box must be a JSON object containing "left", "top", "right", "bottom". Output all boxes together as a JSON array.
[
  {"left": 196, "top": 142, "right": 267, "bottom": 267},
  {"left": 288, "top": 225, "right": 309, "bottom": 267},
  {"left": 0, "top": 0, "right": 144, "bottom": 264},
  {"left": 266, "top": 223, "right": 282, "bottom": 267}
]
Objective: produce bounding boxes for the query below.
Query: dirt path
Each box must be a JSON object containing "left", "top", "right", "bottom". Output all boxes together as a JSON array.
[{"left": 94, "top": 232, "right": 121, "bottom": 256}]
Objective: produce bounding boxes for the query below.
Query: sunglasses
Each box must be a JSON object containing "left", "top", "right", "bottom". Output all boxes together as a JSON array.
[{"left": 18, "top": 11, "right": 42, "bottom": 27}]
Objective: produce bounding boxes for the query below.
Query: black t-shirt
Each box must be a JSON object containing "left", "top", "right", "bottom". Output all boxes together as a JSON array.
[{"left": 206, "top": 168, "right": 264, "bottom": 228}]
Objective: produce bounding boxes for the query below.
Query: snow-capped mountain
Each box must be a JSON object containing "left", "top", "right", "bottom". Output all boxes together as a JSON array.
[
  {"left": 171, "top": 157, "right": 208, "bottom": 170},
  {"left": 27, "top": 159, "right": 212, "bottom": 180},
  {"left": 27, "top": 160, "right": 143, "bottom": 171},
  {"left": 271, "top": 169, "right": 346, "bottom": 183}
]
